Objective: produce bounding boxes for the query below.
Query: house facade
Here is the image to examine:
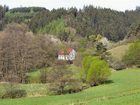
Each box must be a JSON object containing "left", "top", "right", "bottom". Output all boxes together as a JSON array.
[{"left": 58, "top": 48, "right": 76, "bottom": 61}]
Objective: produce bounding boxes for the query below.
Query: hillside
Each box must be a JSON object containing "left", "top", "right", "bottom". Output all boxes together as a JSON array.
[
  {"left": 0, "top": 68, "right": 140, "bottom": 105},
  {"left": 108, "top": 43, "right": 131, "bottom": 60},
  {"left": 0, "top": 4, "right": 140, "bottom": 105},
  {"left": 1, "top": 5, "right": 140, "bottom": 41}
]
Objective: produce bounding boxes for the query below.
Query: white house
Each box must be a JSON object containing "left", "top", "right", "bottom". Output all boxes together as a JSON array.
[{"left": 58, "top": 48, "right": 76, "bottom": 61}]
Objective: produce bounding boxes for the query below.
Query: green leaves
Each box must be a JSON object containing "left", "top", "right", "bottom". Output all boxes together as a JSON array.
[
  {"left": 81, "top": 56, "right": 111, "bottom": 85},
  {"left": 123, "top": 41, "right": 140, "bottom": 66},
  {"left": 40, "top": 18, "right": 65, "bottom": 35}
]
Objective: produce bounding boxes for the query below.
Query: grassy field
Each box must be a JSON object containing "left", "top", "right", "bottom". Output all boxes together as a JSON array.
[
  {"left": 108, "top": 43, "right": 131, "bottom": 60},
  {"left": 0, "top": 68, "right": 140, "bottom": 105}
]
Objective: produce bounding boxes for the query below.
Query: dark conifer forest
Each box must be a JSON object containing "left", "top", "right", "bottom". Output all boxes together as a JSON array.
[{"left": 0, "top": 5, "right": 140, "bottom": 41}]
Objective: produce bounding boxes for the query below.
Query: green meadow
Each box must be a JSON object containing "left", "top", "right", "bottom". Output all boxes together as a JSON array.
[{"left": 0, "top": 68, "right": 140, "bottom": 105}]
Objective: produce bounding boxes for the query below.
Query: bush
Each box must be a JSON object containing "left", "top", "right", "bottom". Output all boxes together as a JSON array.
[
  {"left": 81, "top": 56, "right": 111, "bottom": 86},
  {"left": 110, "top": 60, "right": 126, "bottom": 70},
  {"left": 48, "top": 80, "right": 82, "bottom": 95},
  {"left": 123, "top": 41, "right": 140, "bottom": 67},
  {"left": 46, "top": 65, "right": 82, "bottom": 95},
  {"left": 2, "top": 83, "right": 26, "bottom": 99},
  {"left": 25, "top": 71, "right": 41, "bottom": 83},
  {"left": 108, "top": 58, "right": 126, "bottom": 70},
  {"left": 2, "top": 89, "right": 26, "bottom": 99},
  {"left": 63, "top": 80, "right": 82, "bottom": 94}
]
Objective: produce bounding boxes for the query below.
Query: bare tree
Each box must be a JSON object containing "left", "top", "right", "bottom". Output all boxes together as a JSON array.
[
  {"left": 0, "top": 23, "right": 58, "bottom": 83},
  {"left": 0, "top": 23, "right": 33, "bottom": 83}
]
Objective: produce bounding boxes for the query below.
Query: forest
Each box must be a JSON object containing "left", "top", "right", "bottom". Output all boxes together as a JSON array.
[{"left": 0, "top": 5, "right": 140, "bottom": 41}]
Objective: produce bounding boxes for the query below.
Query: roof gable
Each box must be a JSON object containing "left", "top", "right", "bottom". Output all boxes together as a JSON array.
[{"left": 58, "top": 48, "right": 75, "bottom": 55}]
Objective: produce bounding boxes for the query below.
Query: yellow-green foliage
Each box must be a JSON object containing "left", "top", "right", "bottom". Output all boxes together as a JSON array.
[
  {"left": 123, "top": 41, "right": 140, "bottom": 66},
  {"left": 39, "top": 18, "right": 65, "bottom": 35},
  {"left": 27, "top": 70, "right": 41, "bottom": 83},
  {"left": 81, "top": 56, "right": 111, "bottom": 85}
]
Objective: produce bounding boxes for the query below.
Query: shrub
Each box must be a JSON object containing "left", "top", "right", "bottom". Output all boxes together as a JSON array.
[
  {"left": 2, "top": 83, "right": 26, "bottom": 99},
  {"left": 48, "top": 79, "right": 82, "bottom": 95},
  {"left": 108, "top": 58, "right": 126, "bottom": 70},
  {"left": 123, "top": 41, "right": 140, "bottom": 67},
  {"left": 2, "top": 89, "right": 26, "bottom": 99},
  {"left": 25, "top": 71, "right": 41, "bottom": 83},
  {"left": 46, "top": 64, "right": 82, "bottom": 95},
  {"left": 64, "top": 79, "right": 82, "bottom": 94},
  {"left": 81, "top": 56, "right": 111, "bottom": 86}
]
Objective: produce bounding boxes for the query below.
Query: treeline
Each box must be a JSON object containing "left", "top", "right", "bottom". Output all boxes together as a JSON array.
[
  {"left": 25, "top": 6, "right": 140, "bottom": 41},
  {"left": 0, "top": 6, "right": 46, "bottom": 28},
  {"left": 9, "top": 7, "right": 46, "bottom": 13},
  {"left": 1, "top": 5, "right": 140, "bottom": 41}
]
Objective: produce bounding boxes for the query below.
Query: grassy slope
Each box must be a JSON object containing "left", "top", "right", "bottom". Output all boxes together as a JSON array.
[
  {"left": 0, "top": 68, "right": 140, "bottom": 105},
  {"left": 108, "top": 43, "right": 131, "bottom": 60}
]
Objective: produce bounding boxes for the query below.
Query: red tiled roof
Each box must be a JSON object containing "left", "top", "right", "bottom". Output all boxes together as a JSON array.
[
  {"left": 58, "top": 50, "right": 64, "bottom": 55},
  {"left": 67, "top": 48, "right": 73, "bottom": 53},
  {"left": 58, "top": 48, "right": 74, "bottom": 55}
]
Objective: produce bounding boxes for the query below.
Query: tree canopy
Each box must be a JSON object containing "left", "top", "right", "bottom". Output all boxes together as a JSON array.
[
  {"left": 81, "top": 56, "right": 111, "bottom": 86},
  {"left": 1, "top": 5, "right": 140, "bottom": 41}
]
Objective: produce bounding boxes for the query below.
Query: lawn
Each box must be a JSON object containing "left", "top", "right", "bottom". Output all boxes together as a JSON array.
[{"left": 0, "top": 68, "right": 140, "bottom": 105}]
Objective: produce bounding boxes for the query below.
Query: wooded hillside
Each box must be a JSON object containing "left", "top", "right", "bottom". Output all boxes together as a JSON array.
[{"left": 0, "top": 5, "right": 140, "bottom": 41}]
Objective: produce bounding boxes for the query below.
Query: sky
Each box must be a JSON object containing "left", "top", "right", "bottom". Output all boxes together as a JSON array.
[{"left": 1, "top": 0, "right": 140, "bottom": 11}]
